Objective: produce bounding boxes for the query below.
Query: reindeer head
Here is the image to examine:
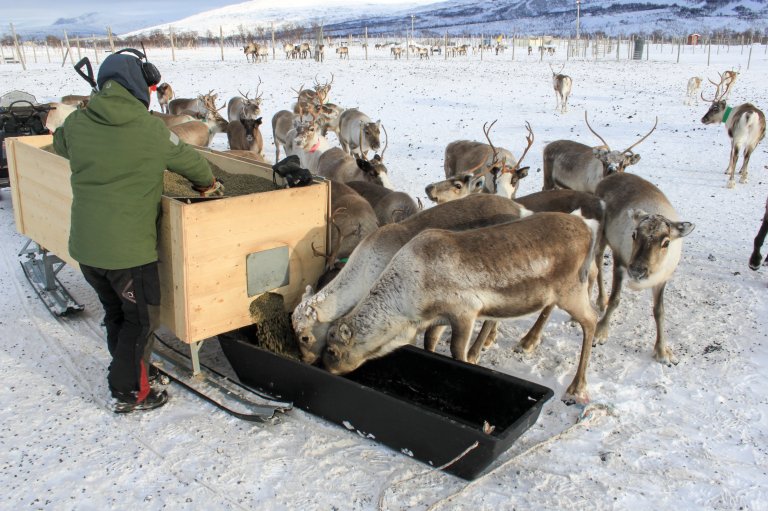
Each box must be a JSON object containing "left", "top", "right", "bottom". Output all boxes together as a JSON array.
[
  {"left": 291, "top": 120, "right": 319, "bottom": 151},
  {"left": 312, "top": 73, "right": 334, "bottom": 104},
  {"left": 700, "top": 71, "right": 739, "bottom": 124},
  {"left": 361, "top": 121, "right": 382, "bottom": 152},
  {"left": 239, "top": 117, "right": 262, "bottom": 143},
  {"left": 585, "top": 112, "right": 657, "bottom": 176},
  {"left": 626, "top": 209, "right": 694, "bottom": 283},
  {"left": 356, "top": 125, "right": 391, "bottom": 188},
  {"left": 424, "top": 173, "right": 486, "bottom": 203},
  {"left": 478, "top": 120, "right": 533, "bottom": 199}
]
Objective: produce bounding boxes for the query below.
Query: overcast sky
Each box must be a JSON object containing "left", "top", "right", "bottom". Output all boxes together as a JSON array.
[{"left": 4, "top": 0, "right": 238, "bottom": 26}]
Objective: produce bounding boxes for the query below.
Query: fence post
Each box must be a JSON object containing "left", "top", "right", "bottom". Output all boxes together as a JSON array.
[
  {"left": 365, "top": 27, "right": 368, "bottom": 60},
  {"left": 107, "top": 26, "right": 115, "bottom": 52},
  {"left": 707, "top": 38, "right": 711, "bottom": 66},
  {"left": 444, "top": 30, "right": 448, "bottom": 60},
  {"left": 676, "top": 38, "right": 681, "bottom": 63},
  {"left": 45, "top": 42, "right": 50, "bottom": 63},
  {"left": 92, "top": 35, "right": 99, "bottom": 65},
  {"left": 75, "top": 37, "right": 82, "bottom": 60},
  {"left": 170, "top": 26, "right": 176, "bottom": 62},
  {"left": 747, "top": 43, "right": 753, "bottom": 70},
  {"left": 11, "top": 23, "right": 27, "bottom": 70},
  {"left": 219, "top": 26, "right": 224, "bottom": 61},
  {"left": 616, "top": 37, "right": 620, "bottom": 60},
  {"left": 271, "top": 22, "right": 275, "bottom": 60}
]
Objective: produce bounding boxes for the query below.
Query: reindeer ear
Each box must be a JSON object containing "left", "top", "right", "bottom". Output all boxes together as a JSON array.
[
  {"left": 516, "top": 166, "right": 529, "bottom": 178},
  {"left": 255, "top": 117, "right": 263, "bottom": 126},
  {"left": 671, "top": 221, "right": 695, "bottom": 239},
  {"left": 627, "top": 208, "right": 648, "bottom": 225},
  {"left": 339, "top": 323, "right": 352, "bottom": 343},
  {"left": 472, "top": 175, "right": 486, "bottom": 191},
  {"left": 356, "top": 158, "right": 374, "bottom": 172},
  {"left": 629, "top": 154, "right": 641, "bottom": 165},
  {"left": 593, "top": 148, "right": 608, "bottom": 159}
]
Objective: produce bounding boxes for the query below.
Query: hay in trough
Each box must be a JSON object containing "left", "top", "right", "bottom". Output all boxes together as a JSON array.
[
  {"left": 163, "top": 161, "right": 278, "bottom": 198},
  {"left": 247, "top": 293, "right": 301, "bottom": 360}
]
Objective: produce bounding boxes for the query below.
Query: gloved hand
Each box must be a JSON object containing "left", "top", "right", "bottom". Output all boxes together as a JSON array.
[{"left": 192, "top": 178, "right": 224, "bottom": 197}]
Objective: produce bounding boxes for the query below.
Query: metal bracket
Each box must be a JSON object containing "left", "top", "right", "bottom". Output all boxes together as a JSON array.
[{"left": 18, "top": 239, "right": 84, "bottom": 316}]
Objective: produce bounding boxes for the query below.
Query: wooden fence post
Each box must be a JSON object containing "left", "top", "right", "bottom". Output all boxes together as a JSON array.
[
  {"left": 747, "top": 43, "right": 753, "bottom": 70},
  {"left": 170, "top": 26, "right": 176, "bottom": 62},
  {"left": 45, "top": 42, "right": 51, "bottom": 63},
  {"left": 92, "top": 35, "right": 99, "bottom": 64},
  {"left": 707, "top": 38, "right": 711, "bottom": 66},
  {"left": 220, "top": 26, "right": 224, "bottom": 61},
  {"left": 365, "top": 27, "right": 368, "bottom": 60},
  {"left": 107, "top": 26, "right": 115, "bottom": 52},
  {"left": 445, "top": 31, "right": 448, "bottom": 60},
  {"left": 10, "top": 23, "right": 27, "bottom": 70}
]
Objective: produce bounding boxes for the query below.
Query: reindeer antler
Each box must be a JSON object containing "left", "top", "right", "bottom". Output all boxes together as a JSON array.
[
  {"left": 379, "top": 124, "right": 388, "bottom": 160},
  {"left": 482, "top": 119, "right": 500, "bottom": 168},
  {"left": 549, "top": 63, "right": 565, "bottom": 76},
  {"left": 255, "top": 77, "right": 263, "bottom": 101},
  {"left": 622, "top": 116, "right": 658, "bottom": 155},
  {"left": 584, "top": 111, "right": 611, "bottom": 150},
  {"left": 310, "top": 207, "right": 359, "bottom": 271},
  {"left": 238, "top": 89, "right": 250, "bottom": 100},
  {"left": 513, "top": 121, "right": 534, "bottom": 170},
  {"left": 358, "top": 125, "right": 368, "bottom": 162}
]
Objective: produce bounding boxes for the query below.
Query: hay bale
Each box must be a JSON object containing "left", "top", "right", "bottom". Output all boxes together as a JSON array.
[
  {"left": 248, "top": 293, "right": 300, "bottom": 360},
  {"left": 163, "top": 161, "right": 278, "bottom": 198}
]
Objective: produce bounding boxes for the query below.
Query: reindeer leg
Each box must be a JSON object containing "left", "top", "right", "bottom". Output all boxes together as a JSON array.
[
  {"left": 726, "top": 142, "right": 739, "bottom": 188},
  {"left": 423, "top": 325, "right": 447, "bottom": 352},
  {"left": 749, "top": 214, "right": 768, "bottom": 270},
  {"left": 595, "top": 239, "right": 608, "bottom": 312},
  {"left": 449, "top": 315, "right": 476, "bottom": 363},
  {"left": 738, "top": 146, "right": 754, "bottom": 184},
  {"left": 651, "top": 282, "right": 678, "bottom": 365},
  {"left": 562, "top": 295, "right": 598, "bottom": 406},
  {"left": 595, "top": 258, "right": 625, "bottom": 343},
  {"left": 467, "top": 320, "right": 497, "bottom": 363},
  {"left": 516, "top": 305, "right": 554, "bottom": 353}
]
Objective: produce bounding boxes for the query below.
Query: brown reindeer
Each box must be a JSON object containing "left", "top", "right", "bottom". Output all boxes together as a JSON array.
[{"left": 156, "top": 83, "right": 174, "bottom": 114}]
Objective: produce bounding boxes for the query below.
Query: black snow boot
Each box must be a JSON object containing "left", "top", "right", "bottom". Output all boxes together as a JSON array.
[{"left": 113, "top": 388, "right": 169, "bottom": 414}]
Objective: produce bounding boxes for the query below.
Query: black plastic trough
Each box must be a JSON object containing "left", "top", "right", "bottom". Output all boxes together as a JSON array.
[{"left": 218, "top": 331, "right": 553, "bottom": 480}]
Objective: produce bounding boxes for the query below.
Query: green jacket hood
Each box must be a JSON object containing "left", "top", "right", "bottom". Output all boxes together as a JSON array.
[{"left": 84, "top": 80, "right": 147, "bottom": 127}]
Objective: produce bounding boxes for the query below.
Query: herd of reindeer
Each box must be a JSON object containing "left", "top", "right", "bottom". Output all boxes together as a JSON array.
[{"left": 47, "top": 64, "right": 766, "bottom": 405}]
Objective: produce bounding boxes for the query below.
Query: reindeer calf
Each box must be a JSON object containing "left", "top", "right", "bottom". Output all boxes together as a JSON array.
[{"left": 156, "top": 83, "right": 174, "bottom": 114}]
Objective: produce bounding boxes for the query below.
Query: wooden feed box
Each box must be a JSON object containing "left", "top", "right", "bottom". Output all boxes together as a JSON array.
[{"left": 6, "top": 135, "right": 330, "bottom": 344}]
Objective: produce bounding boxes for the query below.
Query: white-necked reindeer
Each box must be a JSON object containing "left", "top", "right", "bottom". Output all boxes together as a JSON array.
[
  {"left": 550, "top": 64, "right": 573, "bottom": 114},
  {"left": 700, "top": 73, "right": 765, "bottom": 188}
]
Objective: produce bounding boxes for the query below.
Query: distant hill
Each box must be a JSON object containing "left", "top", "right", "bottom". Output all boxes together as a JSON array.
[{"left": 9, "top": 0, "right": 768, "bottom": 39}]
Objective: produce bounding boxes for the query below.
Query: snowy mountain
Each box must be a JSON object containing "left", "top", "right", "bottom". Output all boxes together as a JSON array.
[{"left": 8, "top": 0, "right": 768, "bottom": 39}]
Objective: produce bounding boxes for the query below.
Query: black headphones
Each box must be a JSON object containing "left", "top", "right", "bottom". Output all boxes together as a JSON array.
[{"left": 114, "top": 47, "right": 161, "bottom": 87}]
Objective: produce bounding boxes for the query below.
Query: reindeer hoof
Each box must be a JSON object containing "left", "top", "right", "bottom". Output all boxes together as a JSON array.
[
  {"left": 726, "top": 180, "right": 736, "bottom": 189},
  {"left": 739, "top": 176, "right": 748, "bottom": 184},
  {"left": 594, "top": 323, "right": 609, "bottom": 344},
  {"left": 562, "top": 390, "right": 590, "bottom": 406},
  {"left": 654, "top": 348, "right": 679, "bottom": 366}
]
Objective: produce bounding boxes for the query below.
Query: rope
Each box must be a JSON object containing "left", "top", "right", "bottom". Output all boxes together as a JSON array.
[
  {"left": 377, "top": 441, "right": 480, "bottom": 510},
  {"left": 375, "top": 402, "right": 616, "bottom": 511}
]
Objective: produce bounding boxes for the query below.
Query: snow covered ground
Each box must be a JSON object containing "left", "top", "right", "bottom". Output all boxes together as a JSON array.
[{"left": 1, "top": 41, "right": 767, "bottom": 510}]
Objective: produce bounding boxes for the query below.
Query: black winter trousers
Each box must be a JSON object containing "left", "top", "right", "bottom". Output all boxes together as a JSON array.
[{"left": 80, "top": 262, "right": 161, "bottom": 402}]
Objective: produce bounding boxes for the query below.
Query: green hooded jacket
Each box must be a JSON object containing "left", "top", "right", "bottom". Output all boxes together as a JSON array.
[{"left": 53, "top": 80, "right": 214, "bottom": 270}]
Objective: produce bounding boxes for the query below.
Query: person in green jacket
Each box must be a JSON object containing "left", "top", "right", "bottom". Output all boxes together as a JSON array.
[{"left": 53, "top": 50, "right": 223, "bottom": 413}]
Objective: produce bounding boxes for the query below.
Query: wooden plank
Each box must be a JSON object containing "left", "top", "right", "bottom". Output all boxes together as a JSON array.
[{"left": 196, "top": 147, "right": 283, "bottom": 184}]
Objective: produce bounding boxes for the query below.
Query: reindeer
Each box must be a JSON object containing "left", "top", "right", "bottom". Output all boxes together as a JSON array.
[
  {"left": 418, "top": 47, "right": 430, "bottom": 59},
  {"left": 299, "top": 42, "right": 312, "bottom": 59},
  {"left": 316, "top": 126, "right": 392, "bottom": 188},
  {"left": 150, "top": 111, "right": 200, "bottom": 128},
  {"left": 283, "top": 43, "right": 294, "bottom": 59},
  {"left": 316, "top": 103, "right": 344, "bottom": 137},
  {"left": 315, "top": 44, "right": 325, "bottom": 62},
  {"left": 594, "top": 172, "right": 695, "bottom": 365},
  {"left": 43, "top": 102, "right": 78, "bottom": 131},
  {"left": 154, "top": 83, "right": 174, "bottom": 114},
  {"left": 346, "top": 181, "right": 421, "bottom": 226},
  {"left": 227, "top": 81, "right": 263, "bottom": 122},
  {"left": 257, "top": 44, "right": 269, "bottom": 62},
  {"left": 292, "top": 194, "right": 532, "bottom": 365},
  {"left": 685, "top": 77, "right": 702, "bottom": 105},
  {"left": 60, "top": 94, "right": 90, "bottom": 108},
  {"left": 293, "top": 75, "right": 334, "bottom": 114},
  {"left": 227, "top": 117, "right": 264, "bottom": 159},
  {"left": 286, "top": 113, "right": 331, "bottom": 172},
  {"left": 326, "top": 181, "right": 380, "bottom": 263},
  {"left": 168, "top": 90, "right": 218, "bottom": 117},
  {"left": 391, "top": 47, "right": 403, "bottom": 59},
  {"left": 425, "top": 121, "right": 533, "bottom": 202},
  {"left": 543, "top": 112, "right": 657, "bottom": 193},
  {"left": 550, "top": 64, "right": 573, "bottom": 114},
  {"left": 243, "top": 42, "right": 258, "bottom": 62},
  {"left": 700, "top": 73, "right": 766, "bottom": 188},
  {"left": 169, "top": 115, "right": 229, "bottom": 147},
  {"left": 336, "top": 46, "right": 349, "bottom": 59},
  {"left": 749, "top": 195, "right": 768, "bottom": 271},
  {"left": 338, "top": 108, "right": 381, "bottom": 157},
  {"left": 323, "top": 211, "right": 600, "bottom": 404},
  {"left": 272, "top": 110, "right": 298, "bottom": 162}
]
